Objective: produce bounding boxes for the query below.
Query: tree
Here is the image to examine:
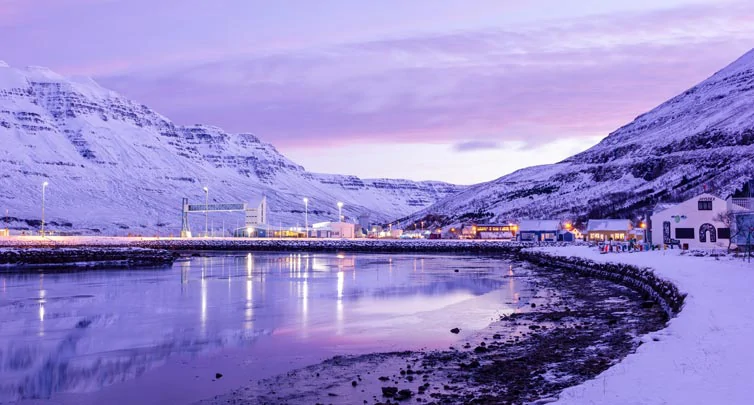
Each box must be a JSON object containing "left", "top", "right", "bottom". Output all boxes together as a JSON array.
[
  {"left": 736, "top": 214, "right": 754, "bottom": 263},
  {"left": 713, "top": 210, "right": 740, "bottom": 253}
]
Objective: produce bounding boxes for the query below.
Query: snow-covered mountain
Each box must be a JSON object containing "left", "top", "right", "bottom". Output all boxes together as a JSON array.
[
  {"left": 0, "top": 62, "right": 462, "bottom": 234},
  {"left": 403, "top": 49, "right": 754, "bottom": 227}
]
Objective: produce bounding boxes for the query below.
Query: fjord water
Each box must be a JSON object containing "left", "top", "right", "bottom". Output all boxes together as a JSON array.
[{"left": 0, "top": 252, "right": 530, "bottom": 404}]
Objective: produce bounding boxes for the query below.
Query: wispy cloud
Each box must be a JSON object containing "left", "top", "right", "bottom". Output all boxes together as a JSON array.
[{"left": 454, "top": 141, "right": 503, "bottom": 152}]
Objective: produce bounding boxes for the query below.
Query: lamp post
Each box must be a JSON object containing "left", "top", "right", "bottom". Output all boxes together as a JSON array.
[
  {"left": 640, "top": 221, "right": 647, "bottom": 242},
  {"left": 303, "top": 197, "right": 309, "bottom": 237},
  {"left": 203, "top": 186, "right": 209, "bottom": 238},
  {"left": 337, "top": 201, "right": 343, "bottom": 222},
  {"left": 41, "top": 181, "right": 48, "bottom": 236}
]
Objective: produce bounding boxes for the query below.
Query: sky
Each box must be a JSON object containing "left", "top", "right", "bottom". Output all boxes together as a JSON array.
[{"left": 1, "top": 0, "right": 753, "bottom": 185}]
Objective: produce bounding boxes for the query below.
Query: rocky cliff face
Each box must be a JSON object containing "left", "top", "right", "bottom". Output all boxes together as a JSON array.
[
  {"left": 405, "top": 49, "right": 754, "bottom": 226},
  {"left": 0, "top": 63, "right": 463, "bottom": 234}
]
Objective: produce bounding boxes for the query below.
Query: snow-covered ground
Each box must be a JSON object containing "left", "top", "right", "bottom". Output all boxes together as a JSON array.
[{"left": 534, "top": 246, "right": 754, "bottom": 405}]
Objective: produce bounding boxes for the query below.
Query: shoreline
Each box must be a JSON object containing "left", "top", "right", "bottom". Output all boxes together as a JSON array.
[
  {"left": 0, "top": 246, "right": 177, "bottom": 270},
  {"left": 196, "top": 250, "right": 671, "bottom": 404},
  {"left": 1, "top": 236, "right": 560, "bottom": 252},
  {"left": 1, "top": 239, "right": 694, "bottom": 403}
]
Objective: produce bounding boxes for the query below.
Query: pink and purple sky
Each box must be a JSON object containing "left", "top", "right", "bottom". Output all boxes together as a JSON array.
[{"left": 2, "top": 0, "right": 753, "bottom": 184}]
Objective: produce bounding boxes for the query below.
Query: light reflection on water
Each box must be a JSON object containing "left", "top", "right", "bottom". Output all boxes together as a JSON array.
[{"left": 0, "top": 252, "right": 527, "bottom": 402}]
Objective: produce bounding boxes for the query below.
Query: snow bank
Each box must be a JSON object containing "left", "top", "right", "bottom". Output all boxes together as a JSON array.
[{"left": 534, "top": 246, "right": 754, "bottom": 405}]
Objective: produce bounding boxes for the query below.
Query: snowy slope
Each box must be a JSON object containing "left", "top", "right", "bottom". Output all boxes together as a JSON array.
[
  {"left": 538, "top": 246, "right": 754, "bottom": 405},
  {"left": 405, "top": 49, "right": 754, "bottom": 226},
  {"left": 0, "top": 62, "right": 463, "bottom": 234}
]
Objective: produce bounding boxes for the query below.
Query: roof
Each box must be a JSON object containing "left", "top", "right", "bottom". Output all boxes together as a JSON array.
[
  {"left": 652, "top": 203, "right": 677, "bottom": 213},
  {"left": 587, "top": 219, "right": 632, "bottom": 232},
  {"left": 652, "top": 193, "right": 723, "bottom": 216},
  {"left": 518, "top": 220, "right": 561, "bottom": 231}
]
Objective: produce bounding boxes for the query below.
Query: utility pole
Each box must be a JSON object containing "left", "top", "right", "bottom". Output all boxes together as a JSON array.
[
  {"left": 303, "top": 197, "right": 309, "bottom": 237},
  {"left": 41, "top": 181, "right": 48, "bottom": 237},
  {"left": 203, "top": 186, "right": 209, "bottom": 237}
]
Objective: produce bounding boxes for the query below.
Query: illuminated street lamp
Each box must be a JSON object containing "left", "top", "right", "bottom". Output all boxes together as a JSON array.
[
  {"left": 303, "top": 197, "right": 309, "bottom": 237},
  {"left": 41, "top": 181, "right": 49, "bottom": 236},
  {"left": 203, "top": 186, "right": 209, "bottom": 238},
  {"left": 337, "top": 201, "right": 343, "bottom": 222}
]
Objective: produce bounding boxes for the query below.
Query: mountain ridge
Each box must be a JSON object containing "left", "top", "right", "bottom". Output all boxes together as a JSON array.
[
  {"left": 402, "top": 48, "right": 754, "bottom": 227},
  {"left": 0, "top": 62, "right": 463, "bottom": 234}
]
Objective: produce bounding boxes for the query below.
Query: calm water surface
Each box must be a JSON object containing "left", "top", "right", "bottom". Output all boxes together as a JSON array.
[{"left": 0, "top": 252, "right": 531, "bottom": 404}]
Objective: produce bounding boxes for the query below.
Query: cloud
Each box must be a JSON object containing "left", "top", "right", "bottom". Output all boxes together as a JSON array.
[
  {"left": 8, "top": 0, "right": 754, "bottom": 152},
  {"left": 454, "top": 141, "right": 503, "bottom": 152}
]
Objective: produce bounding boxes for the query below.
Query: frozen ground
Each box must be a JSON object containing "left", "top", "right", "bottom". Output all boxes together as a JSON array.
[{"left": 535, "top": 246, "right": 754, "bottom": 405}]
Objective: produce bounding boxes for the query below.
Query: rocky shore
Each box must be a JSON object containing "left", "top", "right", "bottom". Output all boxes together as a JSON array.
[
  {"left": 0, "top": 247, "right": 177, "bottom": 271},
  {"left": 197, "top": 256, "right": 671, "bottom": 405},
  {"left": 134, "top": 238, "right": 567, "bottom": 254}
]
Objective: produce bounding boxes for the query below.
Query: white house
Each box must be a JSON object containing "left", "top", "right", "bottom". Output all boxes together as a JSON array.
[
  {"left": 586, "top": 219, "right": 633, "bottom": 242},
  {"left": 311, "top": 221, "right": 355, "bottom": 238},
  {"left": 650, "top": 193, "right": 732, "bottom": 249}
]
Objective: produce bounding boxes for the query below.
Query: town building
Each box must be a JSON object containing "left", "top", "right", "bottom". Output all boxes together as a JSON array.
[
  {"left": 474, "top": 224, "right": 517, "bottom": 240},
  {"left": 245, "top": 195, "right": 268, "bottom": 227},
  {"left": 650, "top": 193, "right": 734, "bottom": 249},
  {"left": 586, "top": 219, "right": 633, "bottom": 242},
  {"left": 729, "top": 194, "right": 754, "bottom": 248},
  {"left": 459, "top": 224, "right": 476, "bottom": 239},
  {"left": 518, "top": 220, "right": 561, "bottom": 242},
  {"left": 357, "top": 213, "right": 371, "bottom": 231},
  {"left": 312, "top": 221, "right": 355, "bottom": 238}
]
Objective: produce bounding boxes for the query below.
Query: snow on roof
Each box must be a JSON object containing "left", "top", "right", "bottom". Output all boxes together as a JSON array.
[
  {"left": 652, "top": 202, "right": 677, "bottom": 213},
  {"left": 586, "top": 219, "right": 632, "bottom": 231},
  {"left": 518, "top": 220, "right": 561, "bottom": 231}
]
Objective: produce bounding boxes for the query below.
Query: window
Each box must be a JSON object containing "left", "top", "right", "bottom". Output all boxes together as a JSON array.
[
  {"left": 675, "top": 228, "right": 695, "bottom": 239},
  {"left": 717, "top": 228, "right": 731, "bottom": 239},
  {"left": 698, "top": 200, "right": 713, "bottom": 211}
]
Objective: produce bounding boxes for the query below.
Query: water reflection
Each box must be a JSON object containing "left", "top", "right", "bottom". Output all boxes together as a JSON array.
[{"left": 0, "top": 253, "right": 527, "bottom": 402}]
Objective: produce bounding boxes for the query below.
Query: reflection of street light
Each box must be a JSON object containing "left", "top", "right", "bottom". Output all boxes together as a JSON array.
[
  {"left": 337, "top": 201, "right": 343, "bottom": 222},
  {"left": 246, "top": 227, "right": 253, "bottom": 238},
  {"left": 203, "top": 186, "right": 209, "bottom": 237},
  {"left": 303, "top": 197, "right": 309, "bottom": 237},
  {"left": 41, "top": 181, "right": 49, "bottom": 236}
]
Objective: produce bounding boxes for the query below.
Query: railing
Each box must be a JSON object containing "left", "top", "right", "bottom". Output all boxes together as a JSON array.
[{"left": 731, "top": 198, "right": 754, "bottom": 212}]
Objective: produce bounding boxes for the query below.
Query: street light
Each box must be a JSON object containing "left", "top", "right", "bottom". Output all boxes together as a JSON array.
[
  {"left": 203, "top": 186, "right": 209, "bottom": 238},
  {"left": 337, "top": 201, "right": 343, "bottom": 222},
  {"left": 41, "top": 181, "right": 48, "bottom": 237},
  {"left": 303, "top": 197, "right": 309, "bottom": 237}
]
